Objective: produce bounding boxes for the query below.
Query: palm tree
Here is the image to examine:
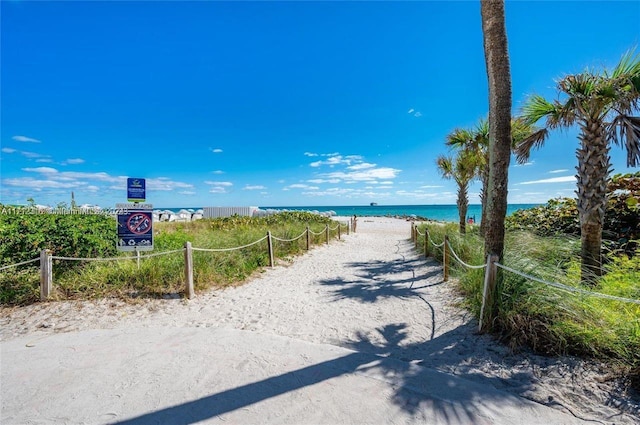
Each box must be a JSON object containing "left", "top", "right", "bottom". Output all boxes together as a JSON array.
[
  {"left": 447, "top": 118, "right": 535, "bottom": 237},
  {"left": 480, "top": 0, "right": 513, "bottom": 265},
  {"left": 515, "top": 50, "right": 640, "bottom": 284},
  {"left": 436, "top": 149, "right": 479, "bottom": 234}
]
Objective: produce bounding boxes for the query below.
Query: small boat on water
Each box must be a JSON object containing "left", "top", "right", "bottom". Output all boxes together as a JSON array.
[{"left": 370, "top": 202, "right": 378, "bottom": 206}]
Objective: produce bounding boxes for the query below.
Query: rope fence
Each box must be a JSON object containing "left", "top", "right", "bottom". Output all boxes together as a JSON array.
[
  {"left": 410, "top": 222, "right": 640, "bottom": 332},
  {"left": 2, "top": 221, "right": 350, "bottom": 302},
  {"left": 0, "top": 257, "right": 40, "bottom": 271}
]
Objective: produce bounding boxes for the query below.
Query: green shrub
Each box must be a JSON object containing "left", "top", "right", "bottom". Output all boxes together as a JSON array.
[
  {"left": 1, "top": 212, "right": 340, "bottom": 305},
  {"left": 506, "top": 172, "right": 640, "bottom": 256}
]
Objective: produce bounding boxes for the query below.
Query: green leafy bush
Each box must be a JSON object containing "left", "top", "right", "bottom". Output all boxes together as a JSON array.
[{"left": 506, "top": 172, "right": 640, "bottom": 255}]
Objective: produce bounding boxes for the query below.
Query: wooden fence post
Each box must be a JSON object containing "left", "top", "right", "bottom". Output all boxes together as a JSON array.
[
  {"left": 184, "top": 242, "right": 194, "bottom": 299},
  {"left": 479, "top": 254, "right": 499, "bottom": 332},
  {"left": 267, "top": 231, "right": 274, "bottom": 267},
  {"left": 306, "top": 226, "right": 311, "bottom": 250},
  {"left": 410, "top": 223, "right": 415, "bottom": 241},
  {"left": 346, "top": 221, "right": 350, "bottom": 235},
  {"left": 40, "top": 249, "right": 52, "bottom": 301},
  {"left": 424, "top": 229, "right": 430, "bottom": 258},
  {"left": 338, "top": 223, "right": 341, "bottom": 240},
  {"left": 136, "top": 249, "right": 141, "bottom": 270},
  {"left": 415, "top": 226, "right": 419, "bottom": 249},
  {"left": 443, "top": 235, "right": 449, "bottom": 282},
  {"left": 325, "top": 225, "right": 329, "bottom": 245}
]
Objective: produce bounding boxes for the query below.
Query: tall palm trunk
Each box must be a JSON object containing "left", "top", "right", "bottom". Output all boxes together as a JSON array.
[
  {"left": 479, "top": 166, "right": 489, "bottom": 236},
  {"left": 576, "top": 118, "right": 610, "bottom": 283},
  {"left": 457, "top": 184, "right": 469, "bottom": 234},
  {"left": 481, "top": 0, "right": 512, "bottom": 261}
]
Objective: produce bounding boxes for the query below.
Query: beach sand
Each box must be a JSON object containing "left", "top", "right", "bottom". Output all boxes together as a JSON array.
[{"left": 1, "top": 217, "right": 638, "bottom": 424}]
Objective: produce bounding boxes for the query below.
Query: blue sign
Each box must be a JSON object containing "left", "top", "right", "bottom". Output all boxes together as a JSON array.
[
  {"left": 127, "top": 178, "right": 146, "bottom": 203},
  {"left": 117, "top": 209, "right": 153, "bottom": 251}
]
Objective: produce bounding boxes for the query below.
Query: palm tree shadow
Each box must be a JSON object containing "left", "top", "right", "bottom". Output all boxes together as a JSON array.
[{"left": 111, "top": 323, "right": 538, "bottom": 425}]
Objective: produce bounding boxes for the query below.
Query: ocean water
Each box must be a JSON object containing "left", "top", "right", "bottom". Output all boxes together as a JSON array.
[{"left": 162, "top": 204, "right": 540, "bottom": 223}]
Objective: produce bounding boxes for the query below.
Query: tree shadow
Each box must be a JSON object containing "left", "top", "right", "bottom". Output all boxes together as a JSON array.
[
  {"left": 111, "top": 240, "right": 562, "bottom": 425},
  {"left": 112, "top": 323, "right": 533, "bottom": 425}
]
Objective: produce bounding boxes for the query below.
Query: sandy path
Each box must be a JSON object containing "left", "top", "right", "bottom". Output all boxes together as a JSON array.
[{"left": 1, "top": 217, "right": 638, "bottom": 424}]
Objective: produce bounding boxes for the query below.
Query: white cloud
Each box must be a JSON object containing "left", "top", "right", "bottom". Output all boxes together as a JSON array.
[
  {"left": 36, "top": 158, "right": 54, "bottom": 163},
  {"left": 3, "top": 177, "right": 81, "bottom": 189},
  {"left": 63, "top": 158, "right": 85, "bottom": 165},
  {"left": 519, "top": 176, "right": 576, "bottom": 185},
  {"left": 287, "top": 183, "right": 318, "bottom": 190},
  {"left": 549, "top": 169, "right": 569, "bottom": 174},
  {"left": 209, "top": 186, "right": 227, "bottom": 194},
  {"left": 179, "top": 191, "right": 196, "bottom": 195},
  {"left": 307, "top": 178, "right": 341, "bottom": 184},
  {"left": 514, "top": 161, "right": 535, "bottom": 167},
  {"left": 408, "top": 108, "right": 414, "bottom": 114},
  {"left": 321, "top": 167, "right": 401, "bottom": 183},
  {"left": 12, "top": 135, "right": 41, "bottom": 143},
  {"left": 23, "top": 166, "right": 58, "bottom": 174},
  {"left": 2, "top": 148, "right": 16, "bottom": 153},
  {"left": 211, "top": 170, "right": 225, "bottom": 174},
  {"left": 304, "top": 152, "right": 318, "bottom": 157},
  {"left": 243, "top": 185, "right": 266, "bottom": 190},
  {"left": 21, "top": 151, "right": 48, "bottom": 159},
  {"left": 309, "top": 154, "right": 364, "bottom": 168},
  {"left": 420, "top": 185, "right": 444, "bottom": 189},
  {"left": 414, "top": 112, "right": 422, "bottom": 117},
  {"left": 211, "top": 148, "right": 223, "bottom": 153},
  {"left": 347, "top": 162, "right": 376, "bottom": 171},
  {"left": 205, "top": 181, "right": 233, "bottom": 187}
]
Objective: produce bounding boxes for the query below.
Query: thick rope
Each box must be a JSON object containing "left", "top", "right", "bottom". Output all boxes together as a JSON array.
[
  {"left": 0, "top": 257, "right": 40, "bottom": 271},
  {"left": 495, "top": 262, "right": 640, "bottom": 305},
  {"left": 52, "top": 255, "right": 128, "bottom": 262},
  {"left": 271, "top": 230, "right": 307, "bottom": 243},
  {"left": 137, "top": 248, "right": 185, "bottom": 258},
  {"left": 447, "top": 244, "right": 487, "bottom": 270},
  {"left": 192, "top": 235, "right": 269, "bottom": 252},
  {"left": 308, "top": 228, "right": 327, "bottom": 236}
]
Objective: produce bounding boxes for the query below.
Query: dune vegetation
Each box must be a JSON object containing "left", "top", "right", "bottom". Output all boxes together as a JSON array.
[{"left": 0, "top": 211, "right": 338, "bottom": 306}]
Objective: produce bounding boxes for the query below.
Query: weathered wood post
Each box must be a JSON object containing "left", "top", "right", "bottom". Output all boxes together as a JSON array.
[
  {"left": 479, "top": 254, "right": 499, "bottom": 332},
  {"left": 136, "top": 249, "right": 141, "bottom": 270},
  {"left": 414, "top": 225, "right": 419, "bottom": 249},
  {"left": 346, "top": 221, "right": 350, "bottom": 235},
  {"left": 338, "top": 223, "right": 341, "bottom": 240},
  {"left": 267, "top": 231, "right": 274, "bottom": 267},
  {"left": 306, "top": 226, "right": 311, "bottom": 250},
  {"left": 443, "top": 235, "right": 450, "bottom": 282},
  {"left": 184, "top": 242, "right": 194, "bottom": 299},
  {"left": 40, "top": 249, "right": 52, "bottom": 301},
  {"left": 410, "top": 223, "right": 415, "bottom": 241},
  {"left": 325, "top": 225, "right": 329, "bottom": 245},
  {"left": 424, "top": 229, "right": 430, "bottom": 258}
]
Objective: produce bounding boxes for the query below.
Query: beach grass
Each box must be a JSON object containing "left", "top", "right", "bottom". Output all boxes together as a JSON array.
[
  {"left": 0, "top": 212, "right": 340, "bottom": 305},
  {"left": 419, "top": 222, "right": 640, "bottom": 382}
]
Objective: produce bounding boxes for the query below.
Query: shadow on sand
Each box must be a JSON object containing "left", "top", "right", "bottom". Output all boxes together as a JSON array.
[{"left": 112, "top": 239, "right": 586, "bottom": 424}]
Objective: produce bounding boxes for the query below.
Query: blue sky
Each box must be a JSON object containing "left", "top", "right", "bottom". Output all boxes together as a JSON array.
[{"left": 2, "top": 1, "right": 639, "bottom": 208}]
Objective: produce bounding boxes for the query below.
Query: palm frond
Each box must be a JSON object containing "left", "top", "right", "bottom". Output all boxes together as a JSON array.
[
  {"left": 511, "top": 116, "right": 538, "bottom": 147},
  {"left": 446, "top": 128, "right": 475, "bottom": 149},
  {"left": 609, "top": 115, "right": 640, "bottom": 167},
  {"left": 521, "top": 95, "right": 557, "bottom": 125},
  {"left": 611, "top": 48, "right": 640, "bottom": 79},
  {"left": 436, "top": 155, "right": 454, "bottom": 179},
  {"left": 513, "top": 128, "right": 549, "bottom": 164}
]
